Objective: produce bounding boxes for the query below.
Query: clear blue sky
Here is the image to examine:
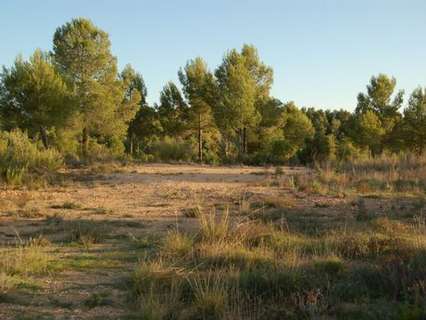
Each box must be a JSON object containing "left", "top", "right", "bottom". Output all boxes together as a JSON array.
[{"left": 1, "top": 0, "right": 425, "bottom": 110}]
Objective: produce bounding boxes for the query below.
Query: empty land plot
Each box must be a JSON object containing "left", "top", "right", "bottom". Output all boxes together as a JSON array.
[{"left": 0, "top": 164, "right": 425, "bottom": 319}]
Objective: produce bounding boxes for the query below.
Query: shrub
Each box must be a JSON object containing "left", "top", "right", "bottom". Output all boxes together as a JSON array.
[
  {"left": 336, "top": 139, "right": 367, "bottom": 162},
  {"left": 51, "top": 201, "right": 81, "bottom": 210},
  {"left": 93, "top": 136, "right": 128, "bottom": 160},
  {"left": 150, "top": 136, "right": 194, "bottom": 162},
  {"left": 0, "top": 130, "right": 63, "bottom": 185},
  {"left": 313, "top": 256, "right": 346, "bottom": 276}
]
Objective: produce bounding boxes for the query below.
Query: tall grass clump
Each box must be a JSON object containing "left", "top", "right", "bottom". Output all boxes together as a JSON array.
[
  {"left": 186, "top": 270, "right": 229, "bottom": 319},
  {"left": 0, "top": 244, "right": 52, "bottom": 276},
  {"left": 0, "top": 241, "right": 55, "bottom": 294},
  {"left": 315, "top": 153, "right": 426, "bottom": 195},
  {"left": 0, "top": 130, "right": 63, "bottom": 185},
  {"left": 197, "top": 208, "right": 230, "bottom": 243},
  {"left": 63, "top": 220, "right": 110, "bottom": 249},
  {"left": 162, "top": 230, "right": 194, "bottom": 258}
]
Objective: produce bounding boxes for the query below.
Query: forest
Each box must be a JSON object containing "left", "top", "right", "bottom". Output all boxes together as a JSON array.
[{"left": 1, "top": 18, "right": 425, "bottom": 184}]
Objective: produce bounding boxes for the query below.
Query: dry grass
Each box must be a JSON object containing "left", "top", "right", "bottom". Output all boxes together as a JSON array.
[
  {"left": 0, "top": 245, "right": 52, "bottom": 276},
  {"left": 1, "top": 162, "right": 426, "bottom": 319},
  {"left": 0, "top": 240, "right": 56, "bottom": 296},
  {"left": 130, "top": 202, "right": 426, "bottom": 319},
  {"left": 317, "top": 153, "right": 426, "bottom": 196}
]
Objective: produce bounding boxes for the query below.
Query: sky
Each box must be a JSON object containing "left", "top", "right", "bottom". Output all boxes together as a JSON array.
[{"left": 1, "top": 0, "right": 425, "bottom": 110}]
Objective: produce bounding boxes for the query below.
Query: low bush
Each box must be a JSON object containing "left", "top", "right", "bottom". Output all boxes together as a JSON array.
[
  {"left": 150, "top": 136, "right": 195, "bottom": 162},
  {"left": 0, "top": 130, "right": 63, "bottom": 185}
]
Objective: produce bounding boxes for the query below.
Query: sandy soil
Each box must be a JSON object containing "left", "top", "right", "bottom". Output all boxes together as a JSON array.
[{"left": 0, "top": 164, "right": 416, "bottom": 319}]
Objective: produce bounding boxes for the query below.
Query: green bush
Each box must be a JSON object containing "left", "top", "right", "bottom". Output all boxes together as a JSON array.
[
  {"left": 150, "top": 136, "right": 195, "bottom": 162},
  {"left": 337, "top": 138, "right": 366, "bottom": 162},
  {"left": 0, "top": 130, "right": 63, "bottom": 185}
]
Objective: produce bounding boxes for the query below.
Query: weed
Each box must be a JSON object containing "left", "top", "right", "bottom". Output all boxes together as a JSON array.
[
  {"left": 84, "top": 292, "right": 113, "bottom": 308},
  {"left": 354, "top": 198, "right": 371, "bottom": 221},
  {"left": 274, "top": 166, "right": 284, "bottom": 176},
  {"left": 186, "top": 270, "right": 228, "bottom": 319},
  {"left": 64, "top": 220, "right": 109, "bottom": 248},
  {"left": 261, "top": 195, "right": 295, "bottom": 209},
  {"left": 0, "top": 272, "right": 19, "bottom": 294},
  {"left": 91, "top": 207, "right": 113, "bottom": 215},
  {"left": 197, "top": 208, "right": 230, "bottom": 243},
  {"left": 15, "top": 207, "right": 43, "bottom": 218},
  {"left": 182, "top": 206, "right": 201, "bottom": 218},
  {"left": 0, "top": 244, "right": 53, "bottom": 276},
  {"left": 162, "top": 230, "right": 194, "bottom": 259},
  {"left": 51, "top": 201, "right": 81, "bottom": 210}
]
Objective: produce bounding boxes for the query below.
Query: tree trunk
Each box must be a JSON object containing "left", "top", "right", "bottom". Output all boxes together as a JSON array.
[
  {"left": 40, "top": 127, "right": 49, "bottom": 149},
  {"left": 243, "top": 127, "right": 247, "bottom": 154},
  {"left": 82, "top": 127, "right": 89, "bottom": 159},
  {"left": 129, "top": 134, "right": 134, "bottom": 156},
  {"left": 238, "top": 128, "right": 243, "bottom": 158},
  {"left": 198, "top": 114, "right": 203, "bottom": 163}
]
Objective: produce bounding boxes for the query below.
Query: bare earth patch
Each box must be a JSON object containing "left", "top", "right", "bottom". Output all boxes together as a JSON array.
[{"left": 0, "top": 164, "right": 423, "bottom": 319}]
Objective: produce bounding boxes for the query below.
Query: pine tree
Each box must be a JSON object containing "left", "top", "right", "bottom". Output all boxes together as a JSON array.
[
  {"left": 401, "top": 88, "right": 426, "bottom": 154},
  {"left": 179, "top": 58, "right": 218, "bottom": 162},
  {"left": 0, "top": 49, "right": 74, "bottom": 148},
  {"left": 120, "top": 65, "right": 144, "bottom": 155},
  {"left": 215, "top": 49, "right": 257, "bottom": 158},
  {"left": 157, "top": 81, "right": 188, "bottom": 137},
  {"left": 53, "top": 18, "right": 126, "bottom": 157},
  {"left": 355, "top": 74, "right": 404, "bottom": 153}
]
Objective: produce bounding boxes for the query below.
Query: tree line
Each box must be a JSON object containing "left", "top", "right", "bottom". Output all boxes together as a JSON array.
[{"left": 1, "top": 18, "right": 425, "bottom": 165}]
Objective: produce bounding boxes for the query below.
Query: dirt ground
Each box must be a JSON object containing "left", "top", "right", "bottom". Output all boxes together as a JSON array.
[{"left": 0, "top": 164, "right": 418, "bottom": 319}]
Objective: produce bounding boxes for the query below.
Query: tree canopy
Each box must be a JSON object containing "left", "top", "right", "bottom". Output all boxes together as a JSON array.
[{"left": 0, "top": 18, "right": 425, "bottom": 164}]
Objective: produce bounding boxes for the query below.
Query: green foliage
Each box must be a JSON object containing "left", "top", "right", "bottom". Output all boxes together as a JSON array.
[
  {"left": 355, "top": 110, "right": 386, "bottom": 155},
  {"left": 400, "top": 87, "right": 426, "bottom": 154},
  {"left": 130, "top": 105, "right": 163, "bottom": 156},
  {"left": 150, "top": 136, "right": 195, "bottom": 162},
  {"left": 266, "top": 102, "right": 315, "bottom": 163},
  {"left": 157, "top": 81, "right": 187, "bottom": 137},
  {"left": 354, "top": 74, "right": 404, "bottom": 154},
  {"left": 0, "top": 49, "right": 75, "bottom": 148},
  {"left": 337, "top": 138, "right": 365, "bottom": 162},
  {"left": 282, "top": 103, "right": 314, "bottom": 149},
  {"left": 0, "top": 130, "right": 63, "bottom": 185},
  {"left": 53, "top": 18, "right": 139, "bottom": 159},
  {"left": 179, "top": 57, "right": 219, "bottom": 162},
  {"left": 356, "top": 74, "right": 404, "bottom": 123},
  {"left": 298, "top": 108, "right": 337, "bottom": 164},
  {"left": 0, "top": 244, "right": 53, "bottom": 277},
  {"left": 215, "top": 46, "right": 267, "bottom": 158},
  {"left": 0, "top": 18, "right": 425, "bottom": 168}
]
